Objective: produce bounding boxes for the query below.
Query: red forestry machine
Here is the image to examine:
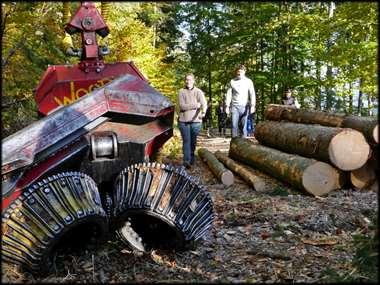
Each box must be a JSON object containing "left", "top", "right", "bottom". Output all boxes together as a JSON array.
[{"left": 1, "top": 2, "right": 214, "bottom": 274}]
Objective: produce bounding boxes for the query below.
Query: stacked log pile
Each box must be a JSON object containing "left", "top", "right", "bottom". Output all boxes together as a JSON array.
[
  {"left": 199, "top": 104, "right": 377, "bottom": 196},
  {"left": 229, "top": 138, "right": 346, "bottom": 196},
  {"left": 265, "top": 104, "right": 378, "bottom": 145},
  {"left": 263, "top": 104, "right": 377, "bottom": 191},
  {"left": 254, "top": 120, "right": 370, "bottom": 171}
]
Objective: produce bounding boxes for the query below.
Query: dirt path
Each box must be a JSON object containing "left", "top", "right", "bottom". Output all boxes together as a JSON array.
[{"left": 2, "top": 132, "right": 378, "bottom": 283}]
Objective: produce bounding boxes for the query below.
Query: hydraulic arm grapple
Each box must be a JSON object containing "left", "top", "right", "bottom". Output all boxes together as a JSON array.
[{"left": 1, "top": 2, "right": 214, "bottom": 275}]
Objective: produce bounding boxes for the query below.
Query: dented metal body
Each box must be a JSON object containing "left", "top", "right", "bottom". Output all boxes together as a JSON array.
[{"left": 2, "top": 75, "right": 174, "bottom": 210}]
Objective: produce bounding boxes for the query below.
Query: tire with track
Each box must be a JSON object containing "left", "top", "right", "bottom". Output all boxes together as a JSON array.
[
  {"left": 113, "top": 162, "right": 215, "bottom": 252},
  {"left": 1, "top": 172, "right": 108, "bottom": 274}
]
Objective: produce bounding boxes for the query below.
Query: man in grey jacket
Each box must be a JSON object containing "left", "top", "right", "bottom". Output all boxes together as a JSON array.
[
  {"left": 226, "top": 65, "right": 256, "bottom": 138},
  {"left": 178, "top": 73, "right": 207, "bottom": 169}
]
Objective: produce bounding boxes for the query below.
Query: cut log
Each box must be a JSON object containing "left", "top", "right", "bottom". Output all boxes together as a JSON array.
[
  {"left": 255, "top": 120, "right": 370, "bottom": 171},
  {"left": 369, "top": 146, "right": 378, "bottom": 171},
  {"left": 264, "top": 104, "right": 346, "bottom": 127},
  {"left": 229, "top": 137, "right": 346, "bottom": 196},
  {"left": 351, "top": 147, "right": 378, "bottom": 189},
  {"left": 198, "top": 148, "right": 234, "bottom": 186},
  {"left": 342, "top": 115, "right": 378, "bottom": 145},
  {"left": 350, "top": 162, "right": 376, "bottom": 190},
  {"left": 264, "top": 104, "right": 378, "bottom": 145},
  {"left": 214, "top": 151, "right": 268, "bottom": 192}
]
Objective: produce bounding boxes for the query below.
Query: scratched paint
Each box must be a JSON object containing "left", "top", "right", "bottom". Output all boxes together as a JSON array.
[{"left": 53, "top": 78, "right": 113, "bottom": 106}]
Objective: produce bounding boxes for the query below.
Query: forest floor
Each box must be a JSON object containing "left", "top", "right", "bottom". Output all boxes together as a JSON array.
[{"left": 2, "top": 129, "right": 378, "bottom": 283}]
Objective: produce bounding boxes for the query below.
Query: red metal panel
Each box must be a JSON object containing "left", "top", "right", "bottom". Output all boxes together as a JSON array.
[
  {"left": 2, "top": 141, "right": 85, "bottom": 210},
  {"left": 66, "top": 2, "right": 109, "bottom": 35},
  {"left": 35, "top": 62, "right": 147, "bottom": 115},
  {"left": 4, "top": 75, "right": 174, "bottom": 175}
]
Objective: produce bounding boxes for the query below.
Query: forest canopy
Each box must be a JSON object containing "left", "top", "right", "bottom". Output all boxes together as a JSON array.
[{"left": 1, "top": 2, "right": 378, "bottom": 137}]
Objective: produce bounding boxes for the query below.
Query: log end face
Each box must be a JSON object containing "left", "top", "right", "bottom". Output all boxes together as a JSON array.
[
  {"left": 221, "top": 170, "right": 234, "bottom": 186},
  {"left": 350, "top": 163, "right": 376, "bottom": 189},
  {"left": 302, "top": 162, "right": 343, "bottom": 196},
  {"left": 373, "top": 125, "right": 378, "bottom": 144},
  {"left": 328, "top": 129, "right": 370, "bottom": 171}
]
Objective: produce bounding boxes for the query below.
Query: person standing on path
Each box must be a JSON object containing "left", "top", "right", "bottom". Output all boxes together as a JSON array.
[
  {"left": 203, "top": 101, "right": 212, "bottom": 137},
  {"left": 216, "top": 99, "right": 227, "bottom": 137},
  {"left": 178, "top": 73, "right": 207, "bottom": 169},
  {"left": 225, "top": 64, "right": 256, "bottom": 138}
]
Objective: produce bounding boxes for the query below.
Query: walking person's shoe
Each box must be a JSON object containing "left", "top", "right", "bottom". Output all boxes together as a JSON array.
[{"left": 183, "top": 161, "right": 191, "bottom": 169}]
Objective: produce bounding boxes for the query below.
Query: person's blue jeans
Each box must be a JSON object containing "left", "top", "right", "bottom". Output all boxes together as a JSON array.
[
  {"left": 178, "top": 121, "right": 202, "bottom": 164},
  {"left": 231, "top": 105, "right": 248, "bottom": 138},
  {"left": 247, "top": 112, "right": 255, "bottom": 136}
]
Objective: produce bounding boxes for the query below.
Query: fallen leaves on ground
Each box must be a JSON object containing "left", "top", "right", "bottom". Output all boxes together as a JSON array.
[{"left": 2, "top": 132, "right": 378, "bottom": 283}]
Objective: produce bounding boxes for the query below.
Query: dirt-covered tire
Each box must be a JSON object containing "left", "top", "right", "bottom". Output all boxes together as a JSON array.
[
  {"left": 113, "top": 162, "right": 214, "bottom": 252},
  {"left": 1, "top": 172, "right": 108, "bottom": 274}
]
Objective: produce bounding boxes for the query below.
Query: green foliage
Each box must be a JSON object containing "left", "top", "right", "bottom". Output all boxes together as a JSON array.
[
  {"left": 2, "top": 2, "right": 179, "bottom": 136},
  {"left": 169, "top": 2, "right": 378, "bottom": 119},
  {"left": 154, "top": 128, "right": 182, "bottom": 162},
  {"left": 2, "top": 2, "right": 66, "bottom": 135}
]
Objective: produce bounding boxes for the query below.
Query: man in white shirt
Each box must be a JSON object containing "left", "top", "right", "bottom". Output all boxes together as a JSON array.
[{"left": 226, "top": 65, "right": 256, "bottom": 138}]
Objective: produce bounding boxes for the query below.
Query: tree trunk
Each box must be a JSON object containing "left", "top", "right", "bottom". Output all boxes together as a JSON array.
[
  {"left": 229, "top": 138, "right": 346, "bottom": 196},
  {"left": 214, "top": 151, "right": 268, "bottom": 192},
  {"left": 368, "top": 94, "right": 372, "bottom": 116},
  {"left": 255, "top": 120, "right": 370, "bottom": 171},
  {"left": 342, "top": 115, "right": 378, "bottom": 145},
  {"left": 357, "top": 78, "right": 363, "bottom": 116},
  {"left": 264, "top": 104, "right": 378, "bottom": 144},
  {"left": 315, "top": 60, "right": 321, "bottom": 110},
  {"left": 198, "top": 148, "right": 233, "bottom": 186},
  {"left": 348, "top": 83, "right": 353, "bottom": 114},
  {"left": 264, "top": 104, "right": 346, "bottom": 127}
]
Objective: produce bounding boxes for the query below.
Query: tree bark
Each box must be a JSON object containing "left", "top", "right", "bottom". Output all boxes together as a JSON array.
[
  {"left": 264, "top": 104, "right": 378, "bottom": 145},
  {"left": 264, "top": 104, "right": 346, "bottom": 127},
  {"left": 229, "top": 137, "right": 346, "bottom": 196},
  {"left": 342, "top": 115, "right": 378, "bottom": 145},
  {"left": 198, "top": 148, "right": 234, "bottom": 186},
  {"left": 214, "top": 151, "right": 268, "bottom": 192},
  {"left": 255, "top": 120, "right": 370, "bottom": 171}
]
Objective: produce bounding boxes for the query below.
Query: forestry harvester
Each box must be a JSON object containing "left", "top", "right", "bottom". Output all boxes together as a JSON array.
[{"left": 1, "top": 2, "right": 214, "bottom": 274}]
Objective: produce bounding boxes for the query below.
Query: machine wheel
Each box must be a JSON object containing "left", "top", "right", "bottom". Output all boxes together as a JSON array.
[
  {"left": 113, "top": 163, "right": 214, "bottom": 252},
  {"left": 1, "top": 172, "right": 108, "bottom": 274}
]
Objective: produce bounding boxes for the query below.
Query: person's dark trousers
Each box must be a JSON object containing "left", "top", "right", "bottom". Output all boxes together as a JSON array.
[
  {"left": 218, "top": 121, "right": 226, "bottom": 136},
  {"left": 247, "top": 112, "right": 255, "bottom": 136},
  {"left": 250, "top": 113, "right": 255, "bottom": 135},
  {"left": 178, "top": 121, "right": 202, "bottom": 165},
  {"left": 231, "top": 105, "right": 248, "bottom": 138}
]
